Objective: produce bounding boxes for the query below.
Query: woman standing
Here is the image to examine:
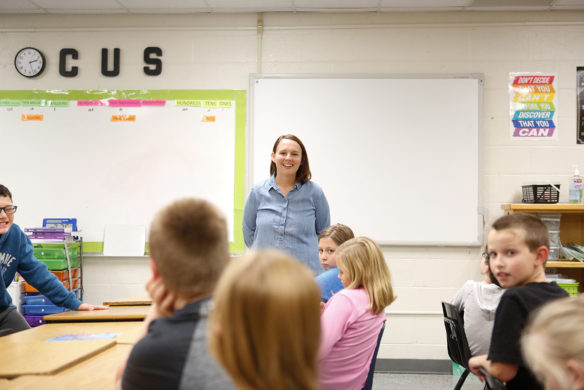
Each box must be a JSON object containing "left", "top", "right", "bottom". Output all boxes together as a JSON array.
[{"left": 243, "top": 134, "right": 330, "bottom": 274}]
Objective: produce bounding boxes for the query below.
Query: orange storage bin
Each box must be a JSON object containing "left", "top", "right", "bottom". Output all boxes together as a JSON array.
[
  {"left": 50, "top": 268, "right": 80, "bottom": 282},
  {"left": 22, "top": 279, "right": 79, "bottom": 294}
]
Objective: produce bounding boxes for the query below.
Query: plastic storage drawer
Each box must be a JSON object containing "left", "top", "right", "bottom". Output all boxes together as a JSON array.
[
  {"left": 39, "top": 257, "right": 80, "bottom": 270},
  {"left": 51, "top": 268, "right": 80, "bottom": 281},
  {"left": 34, "top": 245, "right": 79, "bottom": 259},
  {"left": 23, "top": 315, "right": 45, "bottom": 327},
  {"left": 22, "top": 305, "right": 68, "bottom": 315},
  {"left": 22, "top": 295, "right": 52, "bottom": 305},
  {"left": 22, "top": 279, "right": 80, "bottom": 293}
]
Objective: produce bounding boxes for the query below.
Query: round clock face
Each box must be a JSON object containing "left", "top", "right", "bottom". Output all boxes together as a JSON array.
[{"left": 14, "top": 47, "right": 46, "bottom": 78}]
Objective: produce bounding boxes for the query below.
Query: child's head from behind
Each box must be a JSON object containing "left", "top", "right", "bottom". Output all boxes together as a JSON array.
[
  {"left": 486, "top": 213, "right": 549, "bottom": 289},
  {"left": 318, "top": 223, "right": 354, "bottom": 271},
  {"left": 149, "top": 198, "right": 228, "bottom": 299},
  {"left": 335, "top": 237, "right": 396, "bottom": 315},
  {"left": 210, "top": 249, "right": 321, "bottom": 390},
  {"left": 522, "top": 296, "right": 584, "bottom": 390}
]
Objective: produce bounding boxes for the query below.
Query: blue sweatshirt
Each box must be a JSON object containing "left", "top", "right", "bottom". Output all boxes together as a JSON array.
[{"left": 0, "top": 223, "right": 82, "bottom": 312}]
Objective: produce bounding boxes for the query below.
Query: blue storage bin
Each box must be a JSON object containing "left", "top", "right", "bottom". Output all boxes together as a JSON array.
[
  {"left": 22, "top": 295, "right": 52, "bottom": 305},
  {"left": 22, "top": 304, "right": 68, "bottom": 315}
]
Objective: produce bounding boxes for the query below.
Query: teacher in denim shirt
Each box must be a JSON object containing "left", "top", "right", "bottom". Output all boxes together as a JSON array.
[{"left": 243, "top": 134, "right": 330, "bottom": 275}]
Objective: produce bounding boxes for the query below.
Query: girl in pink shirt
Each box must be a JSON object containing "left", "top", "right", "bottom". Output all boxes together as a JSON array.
[{"left": 319, "top": 237, "right": 396, "bottom": 390}]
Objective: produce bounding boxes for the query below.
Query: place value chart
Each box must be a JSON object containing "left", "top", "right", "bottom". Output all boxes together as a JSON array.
[{"left": 0, "top": 90, "right": 246, "bottom": 252}]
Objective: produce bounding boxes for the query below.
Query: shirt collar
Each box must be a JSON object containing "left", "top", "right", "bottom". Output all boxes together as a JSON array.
[{"left": 268, "top": 175, "right": 302, "bottom": 191}]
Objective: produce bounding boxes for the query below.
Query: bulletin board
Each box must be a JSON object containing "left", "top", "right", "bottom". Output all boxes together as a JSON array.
[
  {"left": 250, "top": 75, "right": 483, "bottom": 246},
  {"left": 0, "top": 90, "right": 246, "bottom": 253}
]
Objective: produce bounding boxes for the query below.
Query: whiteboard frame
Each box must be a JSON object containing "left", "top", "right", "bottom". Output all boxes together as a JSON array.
[{"left": 248, "top": 73, "right": 484, "bottom": 246}]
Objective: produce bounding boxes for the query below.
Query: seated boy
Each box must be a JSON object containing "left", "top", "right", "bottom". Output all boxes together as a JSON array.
[
  {"left": 469, "top": 213, "right": 569, "bottom": 389},
  {"left": 0, "top": 184, "right": 106, "bottom": 335},
  {"left": 117, "top": 198, "right": 233, "bottom": 390}
]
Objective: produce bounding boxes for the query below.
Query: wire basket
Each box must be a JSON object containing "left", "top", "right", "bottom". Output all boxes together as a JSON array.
[{"left": 522, "top": 184, "right": 560, "bottom": 204}]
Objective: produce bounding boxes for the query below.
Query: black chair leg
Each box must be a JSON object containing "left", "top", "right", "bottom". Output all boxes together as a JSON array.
[{"left": 454, "top": 368, "right": 470, "bottom": 390}]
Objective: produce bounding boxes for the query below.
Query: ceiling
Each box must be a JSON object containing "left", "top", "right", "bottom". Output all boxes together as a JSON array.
[{"left": 0, "top": 0, "right": 583, "bottom": 14}]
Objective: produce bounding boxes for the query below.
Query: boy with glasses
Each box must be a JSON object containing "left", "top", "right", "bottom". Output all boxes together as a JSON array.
[{"left": 0, "top": 184, "right": 106, "bottom": 335}]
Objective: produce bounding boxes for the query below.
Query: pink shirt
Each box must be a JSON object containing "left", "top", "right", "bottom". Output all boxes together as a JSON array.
[{"left": 319, "top": 288, "right": 385, "bottom": 390}]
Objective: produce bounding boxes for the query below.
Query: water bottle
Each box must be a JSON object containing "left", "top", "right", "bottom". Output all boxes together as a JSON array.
[{"left": 569, "top": 165, "right": 583, "bottom": 203}]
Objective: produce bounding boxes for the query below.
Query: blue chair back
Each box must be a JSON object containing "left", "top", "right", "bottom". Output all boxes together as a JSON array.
[{"left": 362, "top": 322, "right": 385, "bottom": 390}]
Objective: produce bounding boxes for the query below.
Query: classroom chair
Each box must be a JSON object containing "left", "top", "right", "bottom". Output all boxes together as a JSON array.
[
  {"left": 442, "top": 301, "right": 507, "bottom": 390},
  {"left": 479, "top": 368, "right": 507, "bottom": 390},
  {"left": 441, "top": 302, "right": 481, "bottom": 390},
  {"left": 362, "top": 322, "right": 385, "bottom": 390}
]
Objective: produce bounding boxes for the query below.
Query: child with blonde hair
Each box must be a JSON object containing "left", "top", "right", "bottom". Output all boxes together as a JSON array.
[
  {"left": 319, "top": 236, "right": 396, "bottom": 390},
  {"left": 522, "top": 296, "right": 584, "bottom": 390},
  {"left": 315, "top": 223, "right": 355, "bottom": 302},
  {"left": 210, "top": 249, "right": 321, "bottom": 390}
]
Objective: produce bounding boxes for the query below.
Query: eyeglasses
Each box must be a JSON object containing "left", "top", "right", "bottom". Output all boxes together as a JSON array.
[{"left": 0, "top": 205, "right": 17, "bottom": 215}]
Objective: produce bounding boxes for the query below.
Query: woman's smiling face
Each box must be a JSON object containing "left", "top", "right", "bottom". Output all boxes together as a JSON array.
[{"left": 271, "top": 139, "right": 302, "bottom": 177}]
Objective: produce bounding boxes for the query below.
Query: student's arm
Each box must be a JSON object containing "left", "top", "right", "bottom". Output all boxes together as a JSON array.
[
  {"left": 314, "top": 188, "right": 331, "bottom": 235},
  {"left": 319, "top": 293, "right": 354, "bottom": 359},
  {"left": 242, "top": 189, "right": 258, "bottom": 247},
  {"left": 469, "top": 355, "right": 519, "bottom": 382}
]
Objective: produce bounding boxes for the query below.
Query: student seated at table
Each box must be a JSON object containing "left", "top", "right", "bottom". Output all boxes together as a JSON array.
[
  {"left": 315, "top": 223, "right": 354, "bottom": 302},
  {"left": 319, "top": 237, "right": 396, "bottom": 390},
  {"left": 450, "top": 250, "right": 503, "bottom": 356},
  {"left": 0, "top": 184, "right": 106, "bottom": 335},
  {"left": 468, "top": 213, "right": 569, "bottom": 389},
  {"left": 210, "top": 249, "right": 321, "bottom": 390},
  {"left": 116, "top": 198, "right": 233, "bottom": 390}
]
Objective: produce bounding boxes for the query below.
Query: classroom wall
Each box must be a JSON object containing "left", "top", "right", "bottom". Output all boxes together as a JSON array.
[{"left": 2, "top": 10, "right": 584, "bottom": 362}]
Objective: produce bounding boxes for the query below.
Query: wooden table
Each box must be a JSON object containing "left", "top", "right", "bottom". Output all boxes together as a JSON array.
[
  {"left": 44, "top": 305, "right": 150, "bottom": 322},
  {"left": 5, "top": 344, "right": 132, "bottom": 389},
  {"left": 2, "top": 321, "right": 143, "bottom": 345},
  {"left": 0, "top": 338, "right": 115, "bottom": 378},
  {"left": 103, "top": 293, "right": 151, "bottom": 306}
]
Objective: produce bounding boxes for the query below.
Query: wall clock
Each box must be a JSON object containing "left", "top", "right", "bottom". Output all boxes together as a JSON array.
[{"left": 14, "top": 47, "right": 46, "bottom": 78}]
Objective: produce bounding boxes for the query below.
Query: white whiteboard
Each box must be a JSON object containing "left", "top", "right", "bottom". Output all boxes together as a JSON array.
[
  {"left": 250, "top": 75, "right": 482, "bottom": 245},
  {"left": 1, "top": 90, "right": 246, "bottom": 252}
]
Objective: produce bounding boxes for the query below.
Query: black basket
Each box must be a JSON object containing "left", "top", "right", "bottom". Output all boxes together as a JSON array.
[{"left": 522, "top": 184, "right": 560, "bottom": 203}]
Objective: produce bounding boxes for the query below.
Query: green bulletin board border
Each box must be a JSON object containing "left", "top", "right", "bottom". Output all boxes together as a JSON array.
[{"left": 0, "top": 89, "right": 246, "bottom": 254}]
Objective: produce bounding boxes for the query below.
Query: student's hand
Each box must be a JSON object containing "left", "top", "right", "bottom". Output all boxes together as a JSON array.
[
  {"left": 468, "top": 355, "right": 487, "bottom": 382},
  {"left": 77, "top": 303, "right": 109, "bottom": 311},
  {"left": 320, "top": 301, "right": 326, "bottom": 313},
  {"left": 146, "top": 276, "right": 177, "bottom": 318}
]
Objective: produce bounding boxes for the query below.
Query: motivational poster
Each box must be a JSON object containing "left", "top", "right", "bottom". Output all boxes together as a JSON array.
[{"left": 509, "top": 73, "right": 558, "bottom": 140}]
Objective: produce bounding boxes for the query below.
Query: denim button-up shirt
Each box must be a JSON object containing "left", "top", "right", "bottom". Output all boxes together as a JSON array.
[{"left": 243, "top": 175, "right": 330, "bottom": 274}]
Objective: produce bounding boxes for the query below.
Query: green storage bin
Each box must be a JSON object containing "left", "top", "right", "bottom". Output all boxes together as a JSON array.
[
  {"left": 39, "top": 257, "right": 80, "bottom": 270},
  {"left": 34, "top": 245, "right": 79, "bottom": 259},
  {"left": 558, "top": 282, "right": 580, "bottom": 297}
]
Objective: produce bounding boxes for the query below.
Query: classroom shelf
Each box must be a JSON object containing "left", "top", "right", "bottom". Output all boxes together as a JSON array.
[
  {"left": 546, "top": 261, "right": 584, "bottom": 268},
  {"left": 502, "top": 204, "right": 584, "bottom": 291}
]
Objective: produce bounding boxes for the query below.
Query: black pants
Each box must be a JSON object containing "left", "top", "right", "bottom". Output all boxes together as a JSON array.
[{"left": 0, "top": 306, "right": 30, "bottom": 336}]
